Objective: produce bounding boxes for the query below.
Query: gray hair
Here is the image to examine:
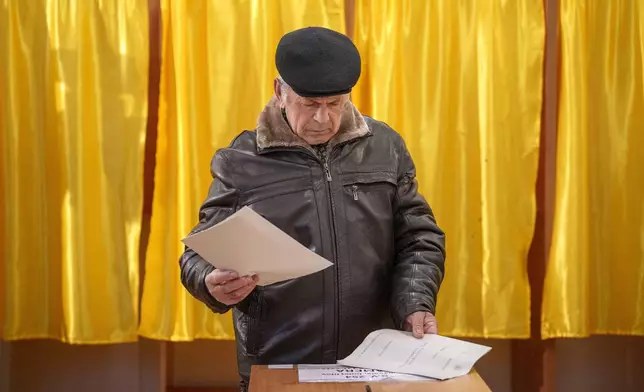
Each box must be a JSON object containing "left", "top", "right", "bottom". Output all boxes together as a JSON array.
[
  {"left": 276, "top": 76, "right": 292, "bottom": 106},
  {"left": 277, "top": 75, "right": 351, "bottom": 103},
  {"left": 277, "top": 76, "right": 291, "bottom": 90}
]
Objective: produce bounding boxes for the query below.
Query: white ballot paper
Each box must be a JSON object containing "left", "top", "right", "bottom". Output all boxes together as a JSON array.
[
  {"left": 338, "top": 329, "right": 491, "bottom": 380},
  {"left": 181, "top": 206, "right": 332, "bottom": 286},
  {"left": 297, "top": 364, "right": 432, "bottom": 383}
]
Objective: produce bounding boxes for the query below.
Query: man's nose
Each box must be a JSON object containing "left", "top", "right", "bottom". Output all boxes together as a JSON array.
[{"left": 314, "top": 105, "right": 330, "bottom": 123}]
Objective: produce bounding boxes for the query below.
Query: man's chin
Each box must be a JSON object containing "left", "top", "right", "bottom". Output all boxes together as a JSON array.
[
  {"left": 309, "top": 138, "right": 331, "bottom": 145},
  {"left": 304, "top": 132, "right": 334, "bottom": 145}
]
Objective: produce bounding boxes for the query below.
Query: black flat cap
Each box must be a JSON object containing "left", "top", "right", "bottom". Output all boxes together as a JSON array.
[{"left": 275, "top": 27, "right": 361, "bottom": 97}]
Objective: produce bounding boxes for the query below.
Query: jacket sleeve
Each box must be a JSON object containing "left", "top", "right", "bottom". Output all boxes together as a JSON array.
[
  {"left": 179, "top": 151, "right": 240, "bottom": 314},
  {"left": 391, "top": 139, "right": 446, "bottom": 329}
]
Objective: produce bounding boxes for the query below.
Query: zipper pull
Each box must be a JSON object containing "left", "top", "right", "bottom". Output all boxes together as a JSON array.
[
  {"left": 323, "top": 157, "right": 332, "bottom": 182},
  {"left": 324, "top": 163, "right": 332, "bottom": 181},
  {"left": 352, "top": 185, "right": 358, "bottom": 200}
]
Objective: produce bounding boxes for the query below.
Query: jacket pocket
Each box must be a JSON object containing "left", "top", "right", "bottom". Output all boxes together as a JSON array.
[
  {"left": 240, "top": 176, "right": 312, "bottom": 206},
  {"left": 341, "top": 171, "right": 397, "bottom": 266},
  {"left": 341, "top": 172, "right": 397, "bottom": 202}
]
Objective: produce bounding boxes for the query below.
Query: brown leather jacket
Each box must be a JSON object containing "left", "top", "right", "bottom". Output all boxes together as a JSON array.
[{"left": 179, "top": 98, "right": 446, "bottom": 383}]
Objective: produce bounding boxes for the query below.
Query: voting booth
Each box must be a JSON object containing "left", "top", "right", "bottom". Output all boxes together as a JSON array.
[{"left": 248, "top": 366, "right": 491, "bottom": 391}]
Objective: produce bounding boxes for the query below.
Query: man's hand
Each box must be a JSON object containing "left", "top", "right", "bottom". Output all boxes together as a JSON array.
[
  {"left": 205, "top": 269, "right": 259, "bottom": 305},
  {"left": 406, "top": 311, "right": 438, "bottom": 338}
]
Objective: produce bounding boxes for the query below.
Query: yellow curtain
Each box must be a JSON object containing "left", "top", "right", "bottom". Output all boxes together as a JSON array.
[
  {"left": 542, "top": 0, "right": 644, "bottom": 338},
  {"left": 352, "top": 0, "right": 545, "bottom": 338},
  {"left": 139, "top": 0, "right": 346, "bottom": 341},
  {"left": 0, "top": 0, "right": 149, "bottom": 343}
]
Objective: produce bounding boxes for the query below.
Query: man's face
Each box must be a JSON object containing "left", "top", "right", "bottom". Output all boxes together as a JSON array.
[{"left": 275, "top": 78, "right": 349, "bottom": 145}]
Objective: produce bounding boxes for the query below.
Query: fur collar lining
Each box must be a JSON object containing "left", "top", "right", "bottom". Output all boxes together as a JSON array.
[{"left": 256, "top": 96, "right": 371, "bottom": 154}]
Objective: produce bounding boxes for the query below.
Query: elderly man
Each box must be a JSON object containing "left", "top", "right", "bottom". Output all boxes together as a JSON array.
[{"left": 179, "top": 27, "right": 445, "bottom": 390}]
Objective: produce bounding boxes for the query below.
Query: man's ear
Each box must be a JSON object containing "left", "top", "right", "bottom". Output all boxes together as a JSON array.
[{"left": 274, "top": 78, "right": 283, "bottom": 103}]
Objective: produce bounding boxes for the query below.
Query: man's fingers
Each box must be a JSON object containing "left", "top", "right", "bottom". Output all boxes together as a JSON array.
[
  {"left": 212, "top": 269, "right": 239, "bottom": 285},
  {"left": 424, "top": 316, "right": 438, "bottom": 334},
  {"left": 228, "top": 282, "right": 256, "bottom": 301},
  {"left": 221, "top": 275, "right": 255, "bottom": 294},
  {"left": 407, "top": 312, "right": 424, "bottom": 339},
  {"left": 207, "top": 270, "right": 258, "bottom": 305},
  {"left": 405, "top": 312, "right": 438, "bottom": 338}
]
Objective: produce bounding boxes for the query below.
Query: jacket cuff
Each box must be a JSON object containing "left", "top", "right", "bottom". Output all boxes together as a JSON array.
[{"left": 393, "top": 299, "right": 435, "bottom": 330}]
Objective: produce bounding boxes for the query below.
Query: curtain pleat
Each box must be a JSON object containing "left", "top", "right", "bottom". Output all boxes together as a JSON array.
[
  {"left": 352, "top": 0, "right": 545, "bottom": 338},
  {"left": 139, "top": 0, "right": 346, "bottom": 341},
  {"left": 0, "top": 0, "right": 149, "bottom": 343},
  {"left": 542, "top": 0, "right": 644, "bottom": 338}
]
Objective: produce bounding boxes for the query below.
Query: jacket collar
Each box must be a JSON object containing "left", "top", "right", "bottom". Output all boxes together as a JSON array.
[{"left": 256, "top": 96, "right": 371, "bottom": 154}]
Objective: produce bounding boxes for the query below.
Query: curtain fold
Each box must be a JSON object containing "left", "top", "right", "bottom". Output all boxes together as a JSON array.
[
  {"left": 352, "top": 0, "right": 545, "bottom": 338},
  {"left": 0, "top": 0, "right": 149, "bottom": 343},
  {"left": 542, "top": 0, "right": 644, "bottom": 338},
  {"left": 139, "top": 0, "right": 346, "bottom": 341}
]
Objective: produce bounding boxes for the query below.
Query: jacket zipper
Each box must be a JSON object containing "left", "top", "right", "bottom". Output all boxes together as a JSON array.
[
  {"left": 321, "top": 148, "right": 341, "bottom": 358},
  {"left": 352, "top": 185, "right": 358, "bottom": 201},
  {"left": 261, "top": 137, "right": 372, "bottom": 360},
  {"left": 323, "top": 157, "right": 333, "bottom": 182},
  {"left": 247, "top": 290, "right": 263, "bottom": 356}
]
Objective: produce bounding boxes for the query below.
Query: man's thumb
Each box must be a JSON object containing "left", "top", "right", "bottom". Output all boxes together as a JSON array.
[{"left": 412, "top": 313, "right": 424, "bottom": 338}]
